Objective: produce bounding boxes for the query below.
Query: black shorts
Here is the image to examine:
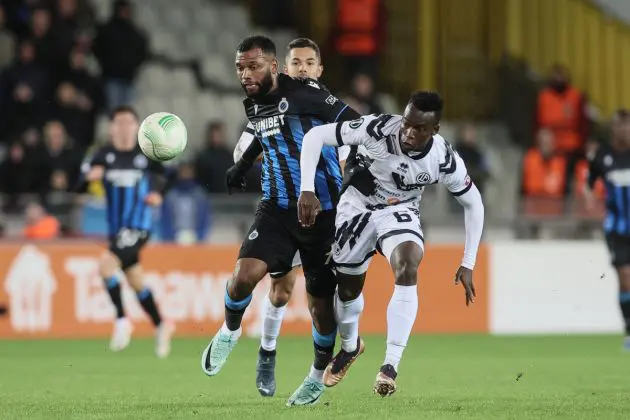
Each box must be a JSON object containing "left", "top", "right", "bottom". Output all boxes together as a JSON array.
[
  {"left": 109, "top": 229, "right": 150, "bottom": 270},
  {"left": 605, "top": 232, "right": 630, "bottom": 267},
  {"left": 239, "top": 201, "right": 337, "bottom": 297}
]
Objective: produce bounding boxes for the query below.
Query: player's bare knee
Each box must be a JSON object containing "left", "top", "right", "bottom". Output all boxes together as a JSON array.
[
  {"left": 336, "top": 272, "right": 365, "bottom": 302},
  {"left": 229, "top": 258, "right": 267, "bottom": 299},
  {"left": 270, "top": 278, "right": 293, "bottom": 306},
  {"left": 99, "top": 252, "right": 120, "bottom": 278},
  {"left": 390, "top": 242, "right": 422, "bottom": 286}
]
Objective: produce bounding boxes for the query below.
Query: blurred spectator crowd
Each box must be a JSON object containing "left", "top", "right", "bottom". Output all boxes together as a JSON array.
[
  {"left": 519, "top": 64, "right": 609, "bottom": 219},
  {"left": 0, "top": 0, "right": 147, "bottom": 211}
]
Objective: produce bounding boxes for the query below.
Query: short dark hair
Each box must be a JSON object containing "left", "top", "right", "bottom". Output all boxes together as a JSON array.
[
  {"left": 287, "top": 37, "right": 321, "bottom": 60},
  {"left": 237, "top": 35, "right": 276, "bottom": 56},
  {"left": 408, "top": 91, "right": 444, "bottom": 121},
  {"left": 207, "top": 120, "right": 224, "bottom": 132},
  {"left": 613, "top": 108, "right": 630, "bottom": 122},
  {"left": 110, "top": 105, "right": 138, "bottom": 120}
]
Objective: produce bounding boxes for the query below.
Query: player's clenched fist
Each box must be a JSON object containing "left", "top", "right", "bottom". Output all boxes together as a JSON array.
[{"left": 298, "top": 191, "right": 321, "bottom": 227}]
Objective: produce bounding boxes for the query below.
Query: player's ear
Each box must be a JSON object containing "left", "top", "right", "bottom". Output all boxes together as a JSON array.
[
  {"left": 270, "top": 57, "right": 279, "bottom": 75},
  {"left": 316, "top": 64, "right": 323, "bottom": 79},
  {"left": 282, "top": 65, "right": 288, "bottom": 74},
  {"left": 433, "top": 123, "right": 440, "bottom": 134}
]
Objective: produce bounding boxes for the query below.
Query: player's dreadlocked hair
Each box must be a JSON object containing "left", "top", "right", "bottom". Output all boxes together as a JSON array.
[
  {"left": 237, "top": 35, "right": 276, "bottom": 56},
  {"left": 287, "top": 37, "right": 321, "bottom": 60},
  {"left": 408, "top": 91, "right": 444, "bottom": 121}
]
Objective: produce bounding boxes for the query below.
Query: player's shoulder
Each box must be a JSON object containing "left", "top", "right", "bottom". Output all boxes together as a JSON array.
[
  {"left": 431, "top": 133, "right": 457, "bottom": 155},
  {"left": 297, "top": 77, "right": 330, "bottom": 92},
  {"left": 431, "top": 133, "right": 461, "bottom": 172},
  {"left": 350, "top": 113, "right": 401, "bottom": 139},
  {"left": 279, "top": 74, "right": 328, "bottom": 92}
]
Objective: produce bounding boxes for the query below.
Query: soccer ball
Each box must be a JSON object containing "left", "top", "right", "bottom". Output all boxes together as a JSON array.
[{"left": 138, "top": 112, "right": 188, "bottom": 161}]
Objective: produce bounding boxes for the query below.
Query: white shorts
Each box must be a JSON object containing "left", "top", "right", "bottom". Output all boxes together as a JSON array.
[
  {"left": 291, "top": 252, "right": 301, "bottom": 267},
  {"left": 332, "top": 201, "right": 425, "bottom": 275}
]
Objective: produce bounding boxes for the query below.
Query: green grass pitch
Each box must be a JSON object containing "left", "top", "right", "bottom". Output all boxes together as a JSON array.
[{"left": 0, "top": 335, "right": 629, "bottom": 419}]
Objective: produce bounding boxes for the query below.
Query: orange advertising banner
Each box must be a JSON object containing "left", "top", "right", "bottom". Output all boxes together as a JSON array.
[{"left": 0, "top": 242, "right": 488, "bottom": 338}]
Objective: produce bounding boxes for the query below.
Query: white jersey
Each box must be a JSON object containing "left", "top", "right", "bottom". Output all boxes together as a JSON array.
[
  {"left": 233, "top": 123, "right": 351, "bottom": 164},
  {"left": 323, "top": 114, "right": 471, "bottom": 210},
  {"left": 300, "top": 113, "right": 484, "bottom": 272}
]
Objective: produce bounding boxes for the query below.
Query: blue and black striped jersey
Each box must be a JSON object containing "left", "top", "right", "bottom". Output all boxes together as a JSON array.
[
  {"left": 82, "top": 145, "right": 166, "bottom": 238},
  {"left": 242, "top": 74, "right": 359, "bottom": 210},
  {"left": 589, "top": 145, "right": 630, "bottom": 235}
]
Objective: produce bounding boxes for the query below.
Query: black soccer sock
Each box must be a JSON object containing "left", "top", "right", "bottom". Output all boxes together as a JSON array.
[
  {"left": 137, "top": 288, "right": 162, "bottom": 327},
  {"left": 259, "top": 347, "right": 276, "bottom": 358},
  {"left": 312, "top": 324, "right": 336, "bottom": 370},
  {"left": 104, "top": 275, "right": 125, "bottom": 319},
  {"left": 224, "top": 288, "right": 252, "bottom": 331},
  {"left": 619, "top": 291, "right": 630, "bottom": 335}
]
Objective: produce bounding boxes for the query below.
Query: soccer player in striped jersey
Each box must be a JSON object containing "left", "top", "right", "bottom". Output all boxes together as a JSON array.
[
  {"left": 78, "top": 106, "right": 175, "bottom": 357},
  {"left": 586, "top": 109, "right": 630, "bottom": 350},
  {"left": 200, "top": 35, "right": 361, "bottom": 405},
  {"left": 232, "top": 37, "right": 352, "bottom": 398}
]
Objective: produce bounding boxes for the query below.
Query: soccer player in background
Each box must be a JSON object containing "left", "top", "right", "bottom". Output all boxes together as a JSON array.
[
  {"left": 78, "top": 106, "right": 175, "bottom": 357},
  {"left": 297, "top": 91, "right": 484, "bottom": 397},
  {"left": 585, "top": 109, "right": 630, "bottom": 350},
  {"left": 232, "top": 37, "right": 352, "bottom": 397},
  {"left": 200, "top": 36, "right": 361, "bottom": 406}
]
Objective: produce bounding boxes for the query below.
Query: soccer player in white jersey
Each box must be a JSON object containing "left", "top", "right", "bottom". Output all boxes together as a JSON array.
[
  {"left": 230, "top": 37, "right": 351, "bottom": 397},
  {"left": 296, "top": 91, "right": 484, "bottom": 399}
]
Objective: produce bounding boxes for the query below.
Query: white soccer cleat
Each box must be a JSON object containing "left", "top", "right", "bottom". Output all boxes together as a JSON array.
[
  {"left": 109, "top": 318, "right": 133, "bottom": 352},
  {"left": 155, "top": 320, "right": 176, "bottom": 358}
]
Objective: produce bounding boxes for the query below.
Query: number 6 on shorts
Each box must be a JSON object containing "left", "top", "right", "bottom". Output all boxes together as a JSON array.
[{"left": 332, "top": 205, "right": 424, "bottom": 276}]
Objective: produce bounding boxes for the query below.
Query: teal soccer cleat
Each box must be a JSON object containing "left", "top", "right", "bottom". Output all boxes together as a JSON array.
[
  {"left": 200, "top": 328, "right": 240, "bottom": 376},
  {"left": 286, "top": 376, "right": 325, "bottom": 406}
]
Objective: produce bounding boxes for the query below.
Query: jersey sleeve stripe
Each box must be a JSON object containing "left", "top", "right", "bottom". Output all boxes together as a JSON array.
[
  {"left": 333, "top": 104, "right": 349, "bottom": 122},
  {"left": 335, "top": 122, "right": 344, "bottom": 146},
  {"left": 244, "top": 126, "right": 255, "bottom": 135},
  {"left": 451, "top": 181, "right": 473, "bottom": 197}
]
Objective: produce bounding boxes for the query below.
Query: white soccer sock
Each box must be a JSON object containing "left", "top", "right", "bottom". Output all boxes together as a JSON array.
[
  {"left": 334, "top": 291, "right": 364, "bottom": 353},
  {"left": 220, "top": 322, "right": 242, "bottom": 339},
  {"left": 384, "top": 284, "right": 418, "bottom": 371},
  {"left": 260, "top": 294, "right": 287, "bottom": 351},
  {"left": 309, "top": 365, "right": 324, "bottom": 383}
]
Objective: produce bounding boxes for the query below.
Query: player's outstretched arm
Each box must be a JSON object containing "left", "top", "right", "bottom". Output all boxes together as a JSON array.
[
  {"left": 453, "top": 184, "right": 484, "bottom": 306},
  {"left": 439, "top": 149, "right": 485, "bottom": 306},
  {"left": 298, "top": 123, "right": 341, "bottom": 226},
  {"left": 299, "top": 117, "right": 372, "bottom": 225},
  {"left": 299, "top": 123, "right": 343, "bottom": 193}
]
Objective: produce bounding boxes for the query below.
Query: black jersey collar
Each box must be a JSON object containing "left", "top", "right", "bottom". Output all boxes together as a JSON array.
[{"left": 403, "top": 136, "right": 434, "bottom": 160}]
